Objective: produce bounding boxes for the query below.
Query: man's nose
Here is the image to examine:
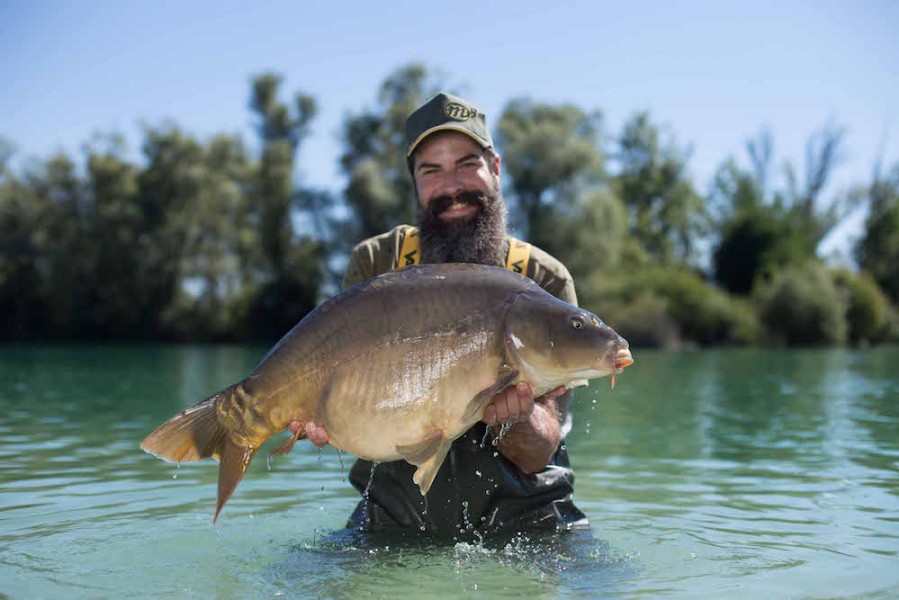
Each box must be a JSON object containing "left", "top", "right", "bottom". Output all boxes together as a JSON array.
[{"left": 435, "top": 171, "right": 464, "bottom": 197}]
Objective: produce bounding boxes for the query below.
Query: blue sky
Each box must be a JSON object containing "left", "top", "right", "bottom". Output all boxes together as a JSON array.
[{"left": 3, "top": 0, "right": 898, "bottom": 260}]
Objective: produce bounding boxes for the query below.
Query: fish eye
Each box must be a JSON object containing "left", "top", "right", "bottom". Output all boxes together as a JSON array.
[{"left": 571, "top": 316, "right": 585, "bottom": 329}]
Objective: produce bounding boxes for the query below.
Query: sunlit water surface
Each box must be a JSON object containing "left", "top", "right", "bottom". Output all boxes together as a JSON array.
[{"left": 1, "top": 346, "right": 897, "bottom": 598}]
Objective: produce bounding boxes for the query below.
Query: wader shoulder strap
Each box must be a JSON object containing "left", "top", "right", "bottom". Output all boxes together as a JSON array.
[
  {"left": 393, "top": 226, "right": 531, "bottom": 274},
  {"left": 396, "top": 226, "right": 420, "bottom": 269},
  {"left": 506, "top": 237, "right": 532, "bottom": 275}
]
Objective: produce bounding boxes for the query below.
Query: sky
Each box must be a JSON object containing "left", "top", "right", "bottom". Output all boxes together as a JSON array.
[{"left": 3, "top": 0, "right": 898, "bottom": 260}]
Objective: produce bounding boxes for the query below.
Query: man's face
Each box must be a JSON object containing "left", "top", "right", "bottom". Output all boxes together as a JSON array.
[
  {"left": 412, "top": 131, "right": 508, "bottom": 266},
  {"left": 412, "top": 131, "right": 501, "bottom": 224}
]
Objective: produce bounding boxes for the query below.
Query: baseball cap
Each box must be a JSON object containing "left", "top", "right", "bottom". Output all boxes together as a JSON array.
[{"left": 404, "top": 93, "right": 494, "bottom": 162}]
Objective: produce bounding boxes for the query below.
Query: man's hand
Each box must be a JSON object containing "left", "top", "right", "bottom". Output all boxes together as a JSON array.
[
  {"left": 481, "top": 383, "right": 567, "bottom": 426},
  {"left": 481, "top": 383, "right": 569, "bottom": 474},
  {"left": 287, "top": 420, "right": 329, "bottom": 448},
  {"left": 482, "top": 382, "right": 535, "bottom": 426}
]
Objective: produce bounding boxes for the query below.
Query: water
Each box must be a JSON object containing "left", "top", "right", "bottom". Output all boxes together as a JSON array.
[{"left": 1, "top": 345, "right": 897, "bottom": 598}]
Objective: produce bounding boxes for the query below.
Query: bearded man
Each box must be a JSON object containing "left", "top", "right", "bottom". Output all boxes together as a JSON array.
[{"left": 292, "top": 93, "right": 588, "bottom": 534}]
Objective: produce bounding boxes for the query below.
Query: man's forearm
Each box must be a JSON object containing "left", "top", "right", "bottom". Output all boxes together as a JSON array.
[{"left": 497, "top": 396, "right": 563, "bottom": 474}]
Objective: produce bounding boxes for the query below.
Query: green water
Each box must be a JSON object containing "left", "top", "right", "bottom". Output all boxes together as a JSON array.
[{"left": 1, "top": 346, "right": 897, "bottom": 598}]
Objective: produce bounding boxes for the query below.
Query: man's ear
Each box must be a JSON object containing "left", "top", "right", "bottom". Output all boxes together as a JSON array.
[{"left": 489, "top": 152, "right": 501, "bottom": 179}]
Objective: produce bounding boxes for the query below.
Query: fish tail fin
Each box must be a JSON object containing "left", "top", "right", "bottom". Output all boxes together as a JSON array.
[
  {"left": 140, "top": 393, "right": 227, "bottom": 463},
  {"left": 141, "top": 384, "right": 269, "bottom": 522},
  {"left": 214, "top": 437, "right": 260, "bottom": 523}
]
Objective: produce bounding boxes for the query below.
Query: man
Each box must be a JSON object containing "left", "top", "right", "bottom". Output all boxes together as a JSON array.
[{"left": 292, "top": 93, "right": 588, "bottom": 534}]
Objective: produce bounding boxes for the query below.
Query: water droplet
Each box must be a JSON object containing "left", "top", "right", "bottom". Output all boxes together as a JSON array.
[
  {"left": 363, "top": 462, "right": 377, "bottom": 499},
  {"left": 480, "top": 428, "right": 491, "bottom": 448},
  {"left": 492, "top": 422, "right": 512, "bottom": 446}
]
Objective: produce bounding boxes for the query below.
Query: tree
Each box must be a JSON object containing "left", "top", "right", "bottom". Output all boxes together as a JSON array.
[
  {"left": 614, "top": 112, "right": 705, "bottom": 265},
  {"left": 0, "top": 141, "right": 43, "bottom": 339},
  {"left": 496, "top": 98, "right": 605, "bottom": 258},
  {"left": 245, "top": 73, "right": 323, "bottom": 340},
  {"left": 856, "top": 161, "right": 899, "bottom": 303},
  {"left": 711, "top": 126, "right": 853, "bottom": 294},
  {"left": 340, "top": 64, "right": 448, "bottom": 241}
]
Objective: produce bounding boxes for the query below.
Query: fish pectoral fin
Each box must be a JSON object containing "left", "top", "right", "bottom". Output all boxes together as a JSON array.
[
  {"left": 396, "top": 434, "right": 444, "bottom": 465},
  {"left": 396, "top": 435, "right": 452, "bottom": 495},
  {"left": 462, "top": 368, "right": 520, "bottom": 423},
  {"left": 269, "top": 427, "right": 306, "bottom": 456}
]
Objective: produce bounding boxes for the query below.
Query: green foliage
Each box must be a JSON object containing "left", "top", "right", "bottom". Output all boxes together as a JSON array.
[
  {"left": 711, "top": 127, "right": 856, "bottom": 295},
  {"left": 557, "top": 190, "right": 628, "bottom": 281},
  {"left": 0, "top": 67, "right": 894, "bottom": 347},
  {"left": 582, "top": 267, "right": 760, "bottom": 348},
  {"left": 597, "top": 293, "right": 680, "bottom": 349},
  {"left": 0, "top": 75, "right": 323, "bottom": 342},
  {"left": 756, "top": 262, "right": 847, "bottom": 346},
  {"left": 831, "top": 269, "right": 891, "bottom": 344},
  {"left": 340, "top": 64, "right": 448, "bottom": 240},
  {"left": 712, "top": 205, "right": 814, "bottom": 295},
  {"left": 0, "top": 144, "right": 43, "bottom": 339},
  {"left": 614, "top": 113, "right": 706, "bottom": 265},
  {"left": 496, "top": 98, "right": 604, "bottom": 258},
  {"left": 856, "top": 162, "right": 899, "bottom": 303}
]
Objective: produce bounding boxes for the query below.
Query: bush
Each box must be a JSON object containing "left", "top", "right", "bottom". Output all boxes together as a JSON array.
[
  {"left": 831, "top": 269, "right": 892, "bottom": 344},
  {"left": 601, "top": 293, "right": 681, "bottom": 349},
  {"left": 756, "top": 262, "right": 847, "bottom": 346},
  {"left": 581, "top": 267, "right": 761, "bottom": 347}
]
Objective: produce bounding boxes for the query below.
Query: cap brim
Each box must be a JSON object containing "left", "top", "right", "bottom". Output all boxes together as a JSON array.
[{"left": 406, "top": 125, "right": 490, "bottom": 158}]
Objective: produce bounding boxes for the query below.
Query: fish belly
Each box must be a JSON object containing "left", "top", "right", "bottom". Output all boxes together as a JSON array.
[{"left": 320, "top": 333, "right": 504, "bottom": 461}]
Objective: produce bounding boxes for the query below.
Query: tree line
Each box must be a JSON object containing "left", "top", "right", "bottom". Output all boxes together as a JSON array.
[{"left": 2, "top": 64, "right": 897, "bottom": 347}]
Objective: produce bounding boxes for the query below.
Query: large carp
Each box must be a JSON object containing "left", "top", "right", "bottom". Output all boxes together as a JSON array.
[{"left": 141, "top": 264, "right": 633, "bottom": 522}]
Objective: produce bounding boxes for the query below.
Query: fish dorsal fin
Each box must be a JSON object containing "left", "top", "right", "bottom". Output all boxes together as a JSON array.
[{"left": 397, "top": 433, "right": 452, "bottom": 495}]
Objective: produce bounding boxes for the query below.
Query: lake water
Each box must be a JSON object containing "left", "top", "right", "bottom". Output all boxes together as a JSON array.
[{"left": 1, "top": 345, "right": 897, "bottom": 598}]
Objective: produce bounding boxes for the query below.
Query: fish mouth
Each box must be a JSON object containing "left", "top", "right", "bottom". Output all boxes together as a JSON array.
[{"left": 614, "top": 347, "right": 634, "bottom": 371}]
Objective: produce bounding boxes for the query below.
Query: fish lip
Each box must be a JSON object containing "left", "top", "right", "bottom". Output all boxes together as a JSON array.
[
  {"left": 615, "top": 347, "right": 634, "bottom": 371},
  {"left": 602, "top": 343, "right": 634, "bottom": 373}
]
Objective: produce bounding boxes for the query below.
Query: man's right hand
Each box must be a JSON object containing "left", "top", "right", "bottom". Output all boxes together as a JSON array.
[{"left": 287, "top": 420, "right": 329, "bottom": 448}]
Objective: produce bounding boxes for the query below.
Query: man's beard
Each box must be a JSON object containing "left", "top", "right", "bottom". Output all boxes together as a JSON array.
[{"left": 417, "top": 188, "right": 508, "bottom": 266}]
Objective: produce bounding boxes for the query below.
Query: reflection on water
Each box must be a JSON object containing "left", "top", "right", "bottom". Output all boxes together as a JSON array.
[{"left": 1, "top": 345, "right": 898, "bottom": 598}]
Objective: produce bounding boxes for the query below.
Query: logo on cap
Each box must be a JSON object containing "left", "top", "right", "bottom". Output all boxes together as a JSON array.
[{"left": 444, "top": 102, "right": 477, "bottom": 121}]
